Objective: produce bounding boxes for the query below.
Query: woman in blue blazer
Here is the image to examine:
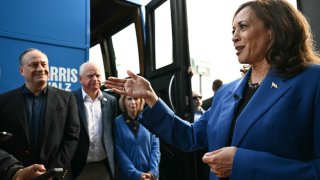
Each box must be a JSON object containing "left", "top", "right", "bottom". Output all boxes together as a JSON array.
[
  {"left": 106, "top": 0, "right": 320, "bottom": 179},
  {"left": 114, "top": 95, "right": 160, "bottom": 180}
]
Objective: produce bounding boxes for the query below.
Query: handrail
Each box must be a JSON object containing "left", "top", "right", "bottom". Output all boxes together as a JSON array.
[{"left": 168, "top": 75, "right": 177, "bottom": 113}]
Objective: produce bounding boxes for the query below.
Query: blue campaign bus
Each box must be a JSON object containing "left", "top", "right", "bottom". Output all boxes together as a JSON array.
[{"left": 0, "top": 0, "right": 319, "bottom": 179}]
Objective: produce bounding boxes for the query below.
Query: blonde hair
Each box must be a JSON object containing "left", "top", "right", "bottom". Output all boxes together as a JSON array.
[{"left": 118, "top": 95, "right": 145, "bottom": 113}]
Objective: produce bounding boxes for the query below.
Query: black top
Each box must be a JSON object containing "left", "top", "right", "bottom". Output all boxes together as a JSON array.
[
  {"left": 124, "top": 113, "right": 140, "bottom": 137},
  {"left": 228, "top": 82, "right": 260, "bottom": 145}
]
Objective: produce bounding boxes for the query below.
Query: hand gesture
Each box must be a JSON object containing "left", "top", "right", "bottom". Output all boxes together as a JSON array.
[
  {"left": 202, "top": 146, "right": 237, "bottom": 178},
  {"left": 106, "top": 70, "right": 158, "bottom": 107}
]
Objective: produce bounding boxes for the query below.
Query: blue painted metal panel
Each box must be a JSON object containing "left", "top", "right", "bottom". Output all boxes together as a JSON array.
[
  {"left": 0, "top": 0, "right": 89, "bottom": 93},
  {"left": 0, "top": 0, "right": 88, "bottom": 47}
]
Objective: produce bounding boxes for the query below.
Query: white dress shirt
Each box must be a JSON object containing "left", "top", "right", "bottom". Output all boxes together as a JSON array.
[{"left": 82, "top": 88, "right": 107, "bottom": 162}]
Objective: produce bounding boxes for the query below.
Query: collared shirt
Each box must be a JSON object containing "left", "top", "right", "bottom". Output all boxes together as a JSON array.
[
  {"left": 194, "top": 108, "right": 205, "bottom": 122},
  {"left": 82, "top": 88, "right": 106, "bottom": 162},
  {"left": 22, "top": 85, "right": 47, "bottom": 161}
]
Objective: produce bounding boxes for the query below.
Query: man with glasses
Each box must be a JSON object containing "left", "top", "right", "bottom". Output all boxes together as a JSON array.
[{"left": 192, "top": 91, "right": 205, "bottom": 122}]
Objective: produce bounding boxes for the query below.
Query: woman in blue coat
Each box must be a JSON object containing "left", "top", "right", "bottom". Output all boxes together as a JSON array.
[
  {"left": 114, "top": 95, "right": 160, "bottom": 180},
  {"left": 107, "top": 0, "right": 320, "bottom": 179}
]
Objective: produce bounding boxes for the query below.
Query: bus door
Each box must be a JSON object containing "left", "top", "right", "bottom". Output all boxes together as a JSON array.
[
  {"left": 144, "top": 0, "right": 195, "bottom": 179},
  {"left": 91, "top": 0, "right": 195, "bottom": 179},
  {"left": 90, "top": 0, "right": 145, "bottom": 97}
]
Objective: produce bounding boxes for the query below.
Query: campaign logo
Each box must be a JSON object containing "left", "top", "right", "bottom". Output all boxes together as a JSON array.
[{"left": 48, "top": 66, "right": 78, "bottom": 91}]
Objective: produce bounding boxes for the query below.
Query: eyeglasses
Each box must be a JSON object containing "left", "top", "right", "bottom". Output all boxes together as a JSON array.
[{"left": 193, "top": 96, "right": 202, "bottom": 100}]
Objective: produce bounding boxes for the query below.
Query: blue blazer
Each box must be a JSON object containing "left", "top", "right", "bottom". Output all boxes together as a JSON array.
[
  {"left": 71, "top": 89, "right": 118, "bottom": 179},
  {"left": 140, "top": 64, "right": 320, "bottom": 179},
  {"left": 114, "top": 114, "right": 160, "bottom": 180}
]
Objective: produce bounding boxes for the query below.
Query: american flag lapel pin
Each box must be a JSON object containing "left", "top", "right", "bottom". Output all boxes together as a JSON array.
[{"left": 271, "top": 82, "right": 278, "bottom": 89}]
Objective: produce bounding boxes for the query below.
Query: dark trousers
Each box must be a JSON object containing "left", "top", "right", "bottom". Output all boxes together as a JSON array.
[{"left": 76, "top": 161, "right": 110, "bottom": 180}]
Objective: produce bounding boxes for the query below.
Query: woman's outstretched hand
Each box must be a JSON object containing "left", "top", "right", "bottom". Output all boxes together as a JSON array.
[{"left": 106, "top": 70, "right": 159, "bottom": 107}]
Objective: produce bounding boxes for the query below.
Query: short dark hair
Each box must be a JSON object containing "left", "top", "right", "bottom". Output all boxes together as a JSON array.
[
  {"left": 19, "top": 48, "right": 46, "bottom": 65},
  {"left": 212, "top": 79, "right": 223, "bottom": 92}
]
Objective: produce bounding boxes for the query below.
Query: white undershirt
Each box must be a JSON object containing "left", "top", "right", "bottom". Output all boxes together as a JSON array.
[{"left": 82, "top": 88, "right": 106, "bottom": 162}]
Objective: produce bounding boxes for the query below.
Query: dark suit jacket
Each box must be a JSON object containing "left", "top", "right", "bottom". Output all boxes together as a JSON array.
[
  {"left": 0, "top": 148, "right": 24, "bottom": 180},
  {"left": 0, "top": 85, "right": 80, "bottom": 170},
  {"left": 71, "top": 89, "right": 117, "bottom": 179},
  {"left": 202, "top": 97, "right": 213, "bottom": 110}
]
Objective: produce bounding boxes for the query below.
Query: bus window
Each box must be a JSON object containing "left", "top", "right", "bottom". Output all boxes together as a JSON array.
[
  {"left": 112, "top": 23, "right": 140, "bottom": 78},
  {"left": 89, "top": 44, "right": 106, "bottom": 82},
  {"left": 154, "top": 0, "right": 173, "bottom": 69}
]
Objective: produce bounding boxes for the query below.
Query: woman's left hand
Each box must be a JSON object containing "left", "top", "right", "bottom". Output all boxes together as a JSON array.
[
  {"left": 140, "top": 172, "right": 154, "bottom": 180},
  {"left": 202, "top": 146, "right": 237, "bottom": 178}
]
